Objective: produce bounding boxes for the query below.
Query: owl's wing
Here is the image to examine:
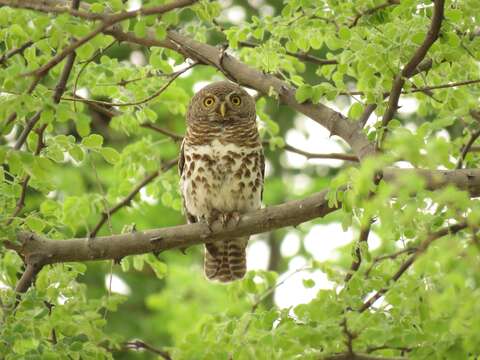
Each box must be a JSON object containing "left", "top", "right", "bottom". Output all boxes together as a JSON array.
[
  {"left": 260, "top": 149, "right": 265, "bottom": 201},
  {"left": 178, "top": 139, "right": 185, "bottom": 176},
  {"left": 178, "top": 140, "right": 197, "bottom": 224}
]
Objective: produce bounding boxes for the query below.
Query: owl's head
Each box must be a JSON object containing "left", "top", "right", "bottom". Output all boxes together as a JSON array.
[{"left": 187, "top": 81, "right": 255, "bottom": 123}]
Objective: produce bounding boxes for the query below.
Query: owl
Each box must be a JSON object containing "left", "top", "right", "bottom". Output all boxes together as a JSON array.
[{"left": 179, "top": 81, "right": 264, "bottom": 282}]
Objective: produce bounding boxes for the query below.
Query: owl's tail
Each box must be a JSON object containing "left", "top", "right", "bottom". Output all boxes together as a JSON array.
[{"left": 204, "top": 237, "right": 248, "bottom": 282}]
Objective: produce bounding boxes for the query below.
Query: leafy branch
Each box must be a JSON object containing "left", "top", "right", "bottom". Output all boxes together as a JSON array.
[
  {"left": 359, "top": 222, "right": 468, "bottom": 312},
  {"left": 379, "top": 0, "right": 445, "bottom": 139},
  {"left": 90, "top": 158, "right": 178, "bottom": 237}
]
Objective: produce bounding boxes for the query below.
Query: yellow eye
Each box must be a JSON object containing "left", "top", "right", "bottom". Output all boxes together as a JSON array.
[
  {"left": 231, "top": 95, "right": 241, "bottom": 106},
  {"left": 203, "top": 96, "right": 215, "bottom": 107}
]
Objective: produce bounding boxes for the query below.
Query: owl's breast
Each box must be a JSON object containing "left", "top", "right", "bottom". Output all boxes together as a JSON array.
[{"left": 181, "top": 140, "right": 263, "bottom": 217}]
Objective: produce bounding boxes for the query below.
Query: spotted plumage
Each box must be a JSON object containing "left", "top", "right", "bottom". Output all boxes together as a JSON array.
[{"left": 179, "top": 81, "right": 264, "bottom": 282}]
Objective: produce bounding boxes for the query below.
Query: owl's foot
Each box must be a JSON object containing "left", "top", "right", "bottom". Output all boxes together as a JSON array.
[
  {"left": 220, "top": 211, "right": 241, "bottom": 228},
  {"left": 203, "top": 209, "right": 222, "bottom": 233}
]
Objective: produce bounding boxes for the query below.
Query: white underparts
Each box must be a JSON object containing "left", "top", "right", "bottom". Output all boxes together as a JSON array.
[{"left": 181, "top": 140, "right": 263, "bottom": 220}]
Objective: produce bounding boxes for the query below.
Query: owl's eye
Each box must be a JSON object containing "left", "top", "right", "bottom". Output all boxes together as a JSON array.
[
  {"left": 203, "top": 97, "right": 215, "bottom": 107},
  {"left": 231, "top": 95, "right": 242, "bottom": 106}
]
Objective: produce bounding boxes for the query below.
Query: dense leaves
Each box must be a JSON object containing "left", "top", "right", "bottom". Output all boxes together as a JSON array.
[{"left": 1, "top": 0, "right": 480, "bottom": 359}]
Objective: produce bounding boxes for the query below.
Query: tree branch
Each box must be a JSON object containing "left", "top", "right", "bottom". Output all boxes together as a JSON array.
[
  {"left": 359, "top": 222, "right": 468, "bottom": 312},
  {"left": 365, "top": 247, "right": 417, "bottom": 277},
  {"left": 89, "top": 158, "right": 178, "bottom": 238},
  {"left": 344, "top": 226, "right": 370, "bottom": 282},
  {"left": 6, "top": 165, "right": 480, "bottom": 269},
  {"left": 456, "top": 128, "right": 480, "bottom": 169},
  {"left": 15, "top": 262, "right": 43, "bottom": 294},
  {"left": 22, "top": 0, "right": 197, "bottom": 78},
  {"left": 101, "top": 28, "right": 375, "bottom": 160},
  {"left": 122, "top": 340, "right": 171, "bottom": 360},
  {"left": 6, "top": 189, "right": 336, "bottom": 265},
  {"left": 349, "top": 0, "right": 400, "bottom": 28},
  {"left": 140, "top": 122, "right": 359, "bottom": 161},
  {"left": 0, "top": 0, "right": 95, "bottom": 19},
  {"left": 323, "top": 353, "right": 406, "bottom": 360},
  {"left": 66, "top": 62, "right": 196, "bottom": 107},
  {"left": 282, "top": 143, "right": 359, "bottom": 162},
  {"left": 0, "top": 39, "right": 34, "bottom": 65},
  {"left": 238, "top": 40, "right": 338, "bottom": 66},
  {"left": 380, "top": 0, "right": 445, "bottom": 134},
  {"left": 140, "top": 123, "right": 184, "bottom": 142}
]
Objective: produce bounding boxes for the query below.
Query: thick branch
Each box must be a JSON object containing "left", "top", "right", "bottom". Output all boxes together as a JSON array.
[
  {"left": 7, "top": 190, "right": 336, "bottom": 264},
  {"left": 381, "top": 0, "right": 445, "bottom": 130},
  {"left": 105, "top": 28, "right": 375, "bottom": 160},
  {"left": 15, "top": 262, "right": 43, "bottom": 293},
  {"left": 6, "top": 165, "right": 480, "bottom": 266},
  {"left": 382, "top": 168, "right": 480, "bottom": 197}
]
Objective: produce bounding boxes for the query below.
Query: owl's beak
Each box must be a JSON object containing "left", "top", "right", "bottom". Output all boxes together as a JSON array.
[{"left": 218, "top": 102, "right": 227, "bottom": 118}]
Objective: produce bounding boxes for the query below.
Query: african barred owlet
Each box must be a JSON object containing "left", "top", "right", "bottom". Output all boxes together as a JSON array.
[{"left": 179, "top": 81, "right": 264, "bottom": 282}]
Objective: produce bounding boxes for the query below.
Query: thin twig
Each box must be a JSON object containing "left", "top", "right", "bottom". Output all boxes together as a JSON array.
[
  {"left": 364, "top": 247, "right": 418, "bottom": 278},
  {"left": 349, "top": 0, "right": 400, "bottom": 28},
  {"left": 238, "top": 41, "right": 338, "bottom": 66},
  {"left": 66, "top": 62, "right": 197, "bottom": 108},
  {"left": 140, "top": 125, "right": 359, "bottom": 162},
  {"left": 24, "top": 0, "right": 197, "bottom": 78},
  {"left": 345, "top": 226, "right": 370, "bottom": 282},
  {"left": 456, "top": 128, "right": 480, "bottom": 169},
  {"left": 6, "top": 124, "right": 47, "bottom": 225},
  {"left": 282, "top": 143, "right": 359, "bottom": 162},
  {"left": 73, "top": 39, "right": 117, "bottom": 112},
  {"left": 44, "top": 301, "right": 57, "bottom": 344},
  {"left": 379, "top": 0, "right": 445, "bottom": 141},
  {"left": 359, "top": 222, "right": 468, "bottom": 312},
  {"left": 89, "top": 158, "right": 178, "bottom": 237},
  {"left": 140, "top": 123, "right": 184, "bottom": 142},
  {"left": 342, "top": 78, "right": 480, "bottom": 97},
  {"left": 341, "top": 318, "right": 356, "bottom": 356},
  {"left": 366, "top": 345, "right": 413, "bottom": 354},
  {"left": 13, "top": 110, "right": 42, "bottom": 150},
  {"left": 123, "top": 340, "right": 172, "bottom": 360},
  {"left": 0, "top": 40, "right": 34, "bottom": 65}
]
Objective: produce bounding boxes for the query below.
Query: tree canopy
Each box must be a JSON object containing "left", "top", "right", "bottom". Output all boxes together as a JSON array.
[{"left": 1, "top": 0, "right": 480, "bottom": 359}]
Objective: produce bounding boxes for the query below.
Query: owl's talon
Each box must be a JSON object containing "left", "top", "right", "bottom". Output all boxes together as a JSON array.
[
  {"left": 230, "top": 211, "right": 241, "bottom": 227},
  {"left": 220, "top": 213, "right": 229, "bottom": 227}
]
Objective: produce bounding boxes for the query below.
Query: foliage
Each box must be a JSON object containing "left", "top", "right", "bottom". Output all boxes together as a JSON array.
[{"left": 1, "top": 0, "right": 480, "bottom": 359}]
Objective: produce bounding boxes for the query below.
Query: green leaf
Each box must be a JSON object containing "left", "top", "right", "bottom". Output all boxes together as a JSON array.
[
  {"left": 302, "top": 279, "right": 315, "bottom": 288},
  {"left": 134, "top": 21, "right": 146, "bottom": 38},
  {"left": 69, "top": 145, "right": 84, "bottom": 163},
  {"left": 348, "top": 103, "right": 364, "bottom": 120},
  {"left": 295, "top": 85, "right": 313, "bottom": 103},
  {"left": 100, "top": 147, "right": 120, "bottom": 164},
  {"left": 25, "top": 216, "right": 45, "bottom": 232},
  {"left": 90, "top": 3, "right": 104, "bottom": 13},
  {"left": 155, "top": 25, "right": 167, "bottom": 40},
  {"left": 338, "top": 27, "right": 351, "bottom": 40},
  {"left": 81, "top": 134, "right": 103, "bottom": 148}
]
